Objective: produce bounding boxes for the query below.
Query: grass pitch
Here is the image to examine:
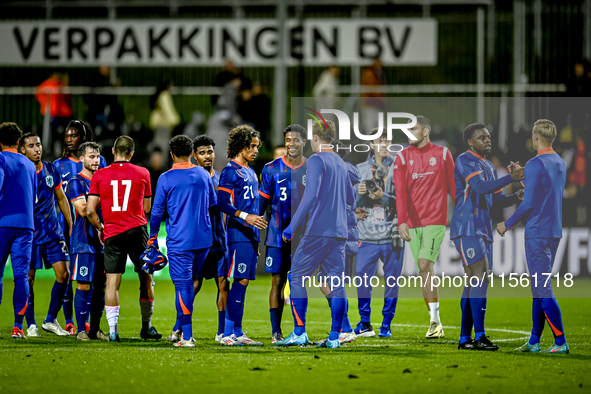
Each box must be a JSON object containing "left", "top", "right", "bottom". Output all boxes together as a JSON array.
[{"left": 1, "top": 278, "right": 590, "bottom": 394}]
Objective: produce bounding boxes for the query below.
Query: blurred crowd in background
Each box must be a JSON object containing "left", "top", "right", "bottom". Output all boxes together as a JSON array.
[{"left": 25, "top": 58, "right": 591, "bottom": 228}]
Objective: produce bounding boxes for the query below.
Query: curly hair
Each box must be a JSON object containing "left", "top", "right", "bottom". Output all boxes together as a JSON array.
[
  {"left": 463, "top": 123, "right": 487, "bottom": 145},
  {"left": 227, "top": 125, "right": 261, "bottom": 159},
  {"left": 0, "top": 122, "right": 23, "bottom": 147},
  {"left": 193, "top": 135, "right": 215, "bottom": 152},
  {"left": 169, "top": 135, "right": 193, "bottom": 158}
]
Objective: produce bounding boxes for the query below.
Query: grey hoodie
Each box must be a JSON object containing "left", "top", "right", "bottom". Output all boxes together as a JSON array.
[{"left": 356, "top": 153, "right": 396, "bottom": 244}]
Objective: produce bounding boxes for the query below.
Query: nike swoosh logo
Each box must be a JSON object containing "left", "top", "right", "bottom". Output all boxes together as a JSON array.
[
  {"left": 62, "top": 172, "right": 70, "bottom": 178},
  {"left": 278, "top": 179, "right": 286, "bottom": 183},
  {"left": 288, "top": 338, "right": 299, "bottom": 343}
]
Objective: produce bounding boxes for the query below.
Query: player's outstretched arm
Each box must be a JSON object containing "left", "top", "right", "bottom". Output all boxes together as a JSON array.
[
  {"left": 283, "top": 155, "right": 322, "bottom": 241},
  {"left": 217, "top": 171, "right": 267, "bottom": 230},
  {"left": 504, "top": 161, "right": 540, "bottom": 231},
  {"left": 148, "top": 178, "right": 167, "bottom": 243},
  {"left": 0, "top": 156, "right": 5, "bottom": 193},
  {"left": 258, "top": 166, "right": 272, "bottom": 215},
  {"left": 55, "top": 187, "right": 73, "bottom": 236},
  {"left": 445, "top": 148, "right": 456, "bottom": 204},
  {"left": 86, "top": 195, "right": 102, "bottom": 231}
]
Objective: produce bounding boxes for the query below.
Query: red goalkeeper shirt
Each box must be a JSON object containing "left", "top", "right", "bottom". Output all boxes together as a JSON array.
[
  {"left": 393, "top": 141, "right": 455, "bottom": 228},
  {"left": 89, "top": 161, "right": 152, "bottom": 239}
]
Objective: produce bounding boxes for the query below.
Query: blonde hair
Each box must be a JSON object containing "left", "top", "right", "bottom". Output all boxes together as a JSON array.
[
  {"left": 312, "top": 119, "right": 336, "bottom": 143},
  {"left": 533, "top": 119, "right": 557, "bottom": 143}
]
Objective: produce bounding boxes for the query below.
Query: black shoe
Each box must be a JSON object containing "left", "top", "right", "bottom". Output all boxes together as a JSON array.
[
  {"left": 458, "top": 338, "right": 475, "bottom": 350},
  {"left": 473, "top": 335, "right": 499, "bottom": 351},
  {"left": 140, "top": 326, "right": 163, "bottom": 340}
]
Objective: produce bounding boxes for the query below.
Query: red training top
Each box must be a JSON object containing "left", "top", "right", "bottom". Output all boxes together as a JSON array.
[
  {"left": 89, "top": 161, "right": 152, "bottom": 239},
  {"left": 393, "top": 141, "right": 455, "bottom": 228}
]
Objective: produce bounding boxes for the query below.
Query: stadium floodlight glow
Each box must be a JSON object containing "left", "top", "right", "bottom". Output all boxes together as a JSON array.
[{"left": 305, "top": 109, "right": 418, "bottom": 141}]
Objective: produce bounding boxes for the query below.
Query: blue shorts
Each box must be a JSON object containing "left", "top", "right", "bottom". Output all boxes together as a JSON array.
[
  {"left": 264, "top": 245, "right": 291, "bottom": 274},
  {"left": 0, "top": 228, "right": 33, "bottom": 281},
  {"left": 168, "top": 248, "right": 210, "bottom": 283},
  {"left": 525, "top": 238, "right": 560, "bottom": 298},
  {"left": 199, "top": 249, "right": 227, "bottom": 280},
  {"left": 31, "top": 238, "right": 69, "bottom": 270},
  {"left": 227, "top": 242, "right": 258, "bottom": 281},
  {"left": 453, "top": 236, "right": 492, "bottom": 268},
  {"left": 71, "top": 253, "right": 95, "bottom": 282},
  {"left": 290, "top": 235, "right": 346, "bottom": 298}
]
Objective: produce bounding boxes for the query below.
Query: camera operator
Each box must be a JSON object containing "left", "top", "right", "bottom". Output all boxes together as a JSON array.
[{"left": 354, "top": 132, "right": 405, "bottom": 338}]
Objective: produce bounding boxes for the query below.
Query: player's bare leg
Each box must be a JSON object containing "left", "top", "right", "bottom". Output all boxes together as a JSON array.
[
  {"left": 138, "top": 270, "right": 160, "bottom": 340},
  {"left": 269, "top": 273, "right": 287, "bottom": 342},
  {"left": 419, "top": 258, "right": 443, "bottom": 338},
  {"left": 105, "top": 273, "right": 122, "bottom": 341}
]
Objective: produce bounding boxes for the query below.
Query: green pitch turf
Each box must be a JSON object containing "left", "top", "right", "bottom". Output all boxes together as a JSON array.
[{"left": 1, "top": 278, "right": 590, "bottom": 394}]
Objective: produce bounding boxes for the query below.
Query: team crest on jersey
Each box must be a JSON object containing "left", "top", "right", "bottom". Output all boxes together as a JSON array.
[
  {"left": 466, "top": 248, "right": 475, "bottom": 259},
  {"left": 429, "top": 157, "right": 437, "bottom": 166},
  {"left": 412, "top": 173, "right": 418, "bottom": 180},
  {"left": 80, "top": 266, "right": 88, "bottom": 277},
  {"left": 302, "top": 175, "right": 306, "bottom": 186},
  {"left": 265, "top": 257, "right": 273, "bottom": 267},
  {"left": 238, "top": 263, "right": 247, "bottom": 274},
  {"left": 409, "top": 160, "right": 414, "bottom": 166},
  {"left": 45, "top": 175, "right": 54, "bottom": 188}
]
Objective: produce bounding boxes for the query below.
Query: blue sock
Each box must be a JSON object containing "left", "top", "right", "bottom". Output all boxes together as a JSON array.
[
  {"left": 13, "top": 273, "right": 29, "bottom": 329},
  {"left": 75, "top": 288, "right": 91, "bottom": 332},
  {"left": 225, "top": 283, "right": 246, "bottom": 337},
  {"left": 270, "top": 308, "right": 280, "bottom": 334},
  {"left": 529, "top": 298, "right": 544, "bottom": 345},
  {"left": 291, "top": 297, "right": 308, "bottom": 336},
  {"left": 46, "top": 281, "right": 68, "bottom": 323},
  {"left": 541, "top": 297, "right": 566, "bottom": 346},
  {"left": 15, "top": 314, "right": 24, "bottom": 330},
  {"left": 217, "top": 311, "right": 225, "bottom": 335},
  {"left": 173, "top": 319, "right": 181, "bottom": 332},
  {"left": 178, "top": 314, "right": 192, "bottom": 341},
  {"left": 460, "top": 286, "right": 473, "bottom": 344},
  {"left": 63, "top": 280, "right": 74, "bottom": 325},
  {"left": 25, "top": 286, "right": 35, "bottom": 327},
  {"left": 342, "top": 299, "right": 353, "bottom": 333},
  {"left": 223, "top": 315, "right": 235, "bottom": 337},
  {"left": 175, "top": 286, "right": 194, "bottom": 340},
  {"left": 469, "top": 280, "right": 488, "bottom": 340},
  {"left": 329, "top": 296, "right": 346, "bottom": 341},
  {"left": 234, "top": 283, "right": 247, "bottom": 337}
]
